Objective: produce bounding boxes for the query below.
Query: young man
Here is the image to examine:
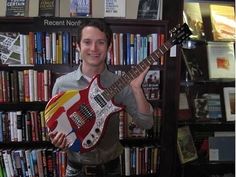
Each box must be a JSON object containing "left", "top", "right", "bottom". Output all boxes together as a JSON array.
[{"left": 48, "top": 19, "right": 153, "bottom": 177}]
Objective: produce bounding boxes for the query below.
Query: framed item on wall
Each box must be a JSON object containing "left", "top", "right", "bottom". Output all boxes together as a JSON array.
[{"left": 223, "top": 87, "right": 235, "bottom": 121}]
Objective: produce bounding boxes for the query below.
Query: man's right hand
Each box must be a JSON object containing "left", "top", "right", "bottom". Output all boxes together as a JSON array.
[{"left": 48, "top": 131, "right": 69, "bottom": 150}]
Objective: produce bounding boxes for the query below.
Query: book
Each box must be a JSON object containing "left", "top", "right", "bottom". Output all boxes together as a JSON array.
[
  {"left": 194, "top": 93, "right": 222, "bottom": 120},
  {"left": 183, "top": 2, "right": 204, "bottom": 40},
  {"left": 38, "top": 0, "right": 56, "bottom": 17},
  {"left": 208, "top": 136, "right": 235, "bottom": 161},
  {"left": 223, "top": 87, "right": 235, "bottom": 121},
  {"left": 181, "top": 42, "right": 208, "bottom": 81},
  {"left": 0, "top": 32, "right": 22, "bottom": 65},
  {"left": 178, "top": 92, "right": 191, "bottom": 121},
  {"left": 177, "top": 126, "right": 198, "bottom": 164},
  {"left": 209, "top": 4, "right": 235, "bottom": 41},
  {"left": 70, "top": 0, "right": 92, "bottom": 17},
  {"left": 137, "top": 0, "right": 161, "bottom": 20},
  {"left": 142, "top": 70, "right": 160, "bottom": 101},
  {"left": 5, "top": 0, "right": 29, "bottom": 17},
  {"left": 207, "top": 42, "right": 235, "bottom": 79},
  {"left": 104, "top": 0, "right": 126, "bottom": 18},
  {"left": 126, "top": 113, "right": 146, "bottom": 138}
]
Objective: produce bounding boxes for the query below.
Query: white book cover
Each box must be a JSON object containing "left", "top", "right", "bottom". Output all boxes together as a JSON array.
[
  {"left": 207, "top": 42, "right": 235, "bottom": 79},
  {"left": 28, "top": 69, "right": 35, "bottom": 102},
  {"left": 104, "top": 0, "right": 126, "bottom": 18}
]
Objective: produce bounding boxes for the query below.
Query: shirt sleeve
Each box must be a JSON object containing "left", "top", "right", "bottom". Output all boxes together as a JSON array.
[{"left": 115, "top": 85, "right": 154, "bottom": 130}]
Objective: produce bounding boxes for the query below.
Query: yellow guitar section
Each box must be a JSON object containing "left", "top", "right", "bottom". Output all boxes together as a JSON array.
[{"left": 45, "top": 90, "right": 79, "bottom": 122}]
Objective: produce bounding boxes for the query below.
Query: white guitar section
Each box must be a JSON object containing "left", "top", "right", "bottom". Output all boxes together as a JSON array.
[{"left": 81, "top": 78, "right": 123, "bottom": 149}]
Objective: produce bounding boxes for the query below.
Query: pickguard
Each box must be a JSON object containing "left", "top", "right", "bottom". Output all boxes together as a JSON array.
[{"left": 82, "top": 78, "right": 123, "bottom": 149}]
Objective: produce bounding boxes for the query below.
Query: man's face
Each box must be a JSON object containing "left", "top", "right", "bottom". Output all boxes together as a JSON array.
[{"left": 78, "top": 26, "right": 110, "bottom": 67}]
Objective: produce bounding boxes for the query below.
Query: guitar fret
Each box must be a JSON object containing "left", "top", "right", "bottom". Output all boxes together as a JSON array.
[
  {"left": 159, "top": 47, "right": 164, "bottom": 54},
  {"left": 150, "top": 55, "right": 156, "bottom": 62},
  {"left": 163, "top": 44, "right": 168, "bottom": 50}
]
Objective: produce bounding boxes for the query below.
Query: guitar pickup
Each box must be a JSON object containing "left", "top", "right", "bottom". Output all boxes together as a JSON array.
[{"left": 94, "top": 94, "right": 107, "bottom": 108}]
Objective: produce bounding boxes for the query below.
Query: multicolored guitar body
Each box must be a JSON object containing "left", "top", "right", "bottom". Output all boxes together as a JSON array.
[
  {"left": 45, "top": 75, "right": 123, "bottom": 153},
  {"left": 45, "top": 23, "right": 192, "bottom": 153}
]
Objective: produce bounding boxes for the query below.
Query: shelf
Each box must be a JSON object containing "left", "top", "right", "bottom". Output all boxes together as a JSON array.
[{"left": 0, "top": 102, "right": 47, "bottom": 111}]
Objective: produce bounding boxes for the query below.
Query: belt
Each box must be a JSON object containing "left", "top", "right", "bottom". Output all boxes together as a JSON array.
[{"left": 69, "top": 157, "right": 120, "bottom": 176}]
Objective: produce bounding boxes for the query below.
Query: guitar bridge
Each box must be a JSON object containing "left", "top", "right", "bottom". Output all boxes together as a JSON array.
[{"left": 94, "top": 94, "right": 107, "bottom": 108}]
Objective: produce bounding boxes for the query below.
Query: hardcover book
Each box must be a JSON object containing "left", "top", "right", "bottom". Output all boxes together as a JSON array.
[
  {"left": 70, "top": 0, "right": 92, "bottom": 17},
  {"left": 210, "top": 4, "right": 235, "bottom": 41},
  {"left": 5, "top": 0, "right": 29, "bottom": 17},
  {"left": 137, "top": 0, "right": 162, "bottom": 20},
  {"left": 38, "top": 0, "right": 56, "bottom": 17},
  {"left": 207, "top": 42, "right": 235, "bottom": 79},
  {"left": 181, "top": 42, "right": 208, "bottom": 81},
  {"left": 183, "top": 2, "right": 204, "bottom": 40},
  {"left": 177, "top": 126, "right": 198, "bottom": 164}
]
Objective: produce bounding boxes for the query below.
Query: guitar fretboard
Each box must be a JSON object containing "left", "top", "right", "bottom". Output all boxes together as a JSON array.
[{"left": 102, "top": 40, "right": 172, "bottom": 101}]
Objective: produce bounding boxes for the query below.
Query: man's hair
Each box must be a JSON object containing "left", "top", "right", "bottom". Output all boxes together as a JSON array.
[{"left": 77, "top": 18, "right": 113, "bottom": 47}]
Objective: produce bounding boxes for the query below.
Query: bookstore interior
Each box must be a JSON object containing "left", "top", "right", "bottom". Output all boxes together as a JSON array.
[{"left": 0, "top": 0, "right": 235, "bottom": 177}]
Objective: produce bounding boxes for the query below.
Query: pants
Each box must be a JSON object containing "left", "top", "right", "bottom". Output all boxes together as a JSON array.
[{"left": 65, "top": 158, "right": 121, "bottom": 177}]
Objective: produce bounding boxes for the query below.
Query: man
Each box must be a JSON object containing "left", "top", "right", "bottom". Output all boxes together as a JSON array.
[{"left": 48, "top": 18, "right": 153, "bottom": 177}]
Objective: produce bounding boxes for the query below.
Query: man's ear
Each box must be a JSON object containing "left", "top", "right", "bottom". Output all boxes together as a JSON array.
[
  {"left": 108, "top": 43, "right": 112, "bottom": 52},
  {"left": 76, "top": 43, "right": 80, "bottom": 52}
]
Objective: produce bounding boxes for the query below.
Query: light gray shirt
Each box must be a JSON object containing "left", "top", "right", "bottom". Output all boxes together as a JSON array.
[{"left": 52, "top": 64, "right": 153, "bottom": 166}]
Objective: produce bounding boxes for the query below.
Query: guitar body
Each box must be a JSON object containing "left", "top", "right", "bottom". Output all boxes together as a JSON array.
[{"left": 45, "top": 75, "right": 123, "bottom": 153}]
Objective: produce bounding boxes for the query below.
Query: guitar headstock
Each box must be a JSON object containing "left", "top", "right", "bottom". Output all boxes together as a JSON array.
[{"left": 169, "top": 23, "right": 192, "bottom": 45}]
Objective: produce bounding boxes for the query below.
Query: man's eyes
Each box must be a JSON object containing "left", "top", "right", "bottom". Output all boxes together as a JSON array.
[{"left": 82, "top": 40, "right": 106, "bottom": 45}]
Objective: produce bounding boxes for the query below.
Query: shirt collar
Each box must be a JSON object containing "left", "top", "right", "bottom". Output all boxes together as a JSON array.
[{"left": 75, "top": 64, "right": 109, "bottom": 81}]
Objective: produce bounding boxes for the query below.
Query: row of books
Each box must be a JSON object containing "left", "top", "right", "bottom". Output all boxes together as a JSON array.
[
  {"left": 0, "top": 32, "right": 74, "bottom": 65},
  {"left": 0, "top": 70, "right": 51, "bottom": 103},
  {"left": 109, "top": 33, "right": 165, "bottom": 66},
  {"left": 119, "top": 107, "right": 162, "bottom": 140},
  {"left": 0, "top": 148, "right": 67, "bottom": 177},
  {"left": 0, "top": 111, "right": 48, "bottom": 143},
  {"left": 121, "top": 146, "right": 159, "bottom": 176},
  {"left": 0, "top": 31, "right": 165, "bottom": 67}
]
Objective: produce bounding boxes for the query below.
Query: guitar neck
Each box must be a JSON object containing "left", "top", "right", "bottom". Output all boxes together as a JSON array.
[{"left": 102, "top": 39, "right": 173, "bottom": 101}]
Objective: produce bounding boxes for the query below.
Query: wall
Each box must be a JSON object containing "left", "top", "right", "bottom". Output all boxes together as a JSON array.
[{"left": 0, "top": 0, "right": 139, "bottom": 19}]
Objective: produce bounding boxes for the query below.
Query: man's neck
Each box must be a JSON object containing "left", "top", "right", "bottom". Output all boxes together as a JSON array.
[{"left": 81, "top": 63, "right": 105, "bottom": 78}]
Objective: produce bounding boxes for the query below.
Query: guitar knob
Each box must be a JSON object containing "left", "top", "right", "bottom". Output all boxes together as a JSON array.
[
  {"left": 95, "top": 128, "right": 100, "bottom": 134},
  {"left": 87, "top": 139, "right": 91, "bottom": 145}
]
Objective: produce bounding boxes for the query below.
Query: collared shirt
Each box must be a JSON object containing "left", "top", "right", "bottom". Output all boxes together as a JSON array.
[{"left": 52, "top": 64, "right": 153, "bottom": 166}]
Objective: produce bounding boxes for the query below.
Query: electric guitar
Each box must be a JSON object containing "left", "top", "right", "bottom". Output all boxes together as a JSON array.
[{"left": 44, "top": 23, "right": 192, "bottom": 153}]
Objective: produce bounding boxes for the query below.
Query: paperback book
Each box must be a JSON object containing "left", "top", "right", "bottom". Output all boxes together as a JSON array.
[
  {"left": 142, "top": 70, "right": 160, "bottom": 101},
  {"left": 104, "top": 0, "right": 126, "bottom": 18},
  {"left": 0, "top": 32, "right": 21, "bottom": 65}
]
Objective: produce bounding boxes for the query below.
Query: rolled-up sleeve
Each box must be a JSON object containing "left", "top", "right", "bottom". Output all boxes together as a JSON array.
[{"left": 115, "top": 85, "right": 154, "bottom": 130}]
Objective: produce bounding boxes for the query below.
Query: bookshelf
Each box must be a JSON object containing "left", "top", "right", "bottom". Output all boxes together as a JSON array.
[
  {"left": 0, "top": 17, "right": 183, "bottom": 177},
  {"left": 177, "top": 0, "right": 235, "bottom": 176}
]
